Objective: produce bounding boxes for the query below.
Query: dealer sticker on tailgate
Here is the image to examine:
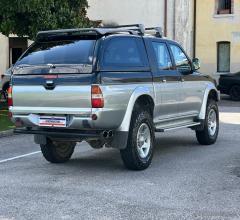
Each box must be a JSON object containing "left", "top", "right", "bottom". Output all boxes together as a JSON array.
[{"left": 39, "top": 116, "right": 67, "bottom": 128}]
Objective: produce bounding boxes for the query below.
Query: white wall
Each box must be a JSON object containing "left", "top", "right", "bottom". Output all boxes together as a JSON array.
[{"left": 87, "top": 0, "right": 165, "bottom": 28}]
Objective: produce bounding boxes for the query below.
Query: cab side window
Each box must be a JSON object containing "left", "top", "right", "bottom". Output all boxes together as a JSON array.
[
  {"left": 170, "top": 44, "right": 192, "bottom": 74},
  {"left": 152, "top": 42, "right": 173, "bottom": 70},
  {"left": 102, "top": 37, "right": 146, "bottom": 68}
]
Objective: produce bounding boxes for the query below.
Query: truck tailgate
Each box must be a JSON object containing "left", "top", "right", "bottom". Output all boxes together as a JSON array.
[{"left": 11, "top": 74, "right": 92, "bottom": 114}]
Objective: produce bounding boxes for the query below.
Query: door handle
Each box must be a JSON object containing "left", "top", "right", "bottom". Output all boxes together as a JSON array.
[
  {"left": 44, "top": 80, "right": 55, "bottom": 90},
  {"left": 162, "top": 79, "right": 167, "bottom": 83}
]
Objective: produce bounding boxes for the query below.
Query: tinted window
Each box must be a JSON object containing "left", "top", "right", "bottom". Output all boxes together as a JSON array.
[
  {"left": 102, "top": 37, "right": 145, "bottom": 67},
  {"left": 16, "top": 40, "right": 95, "bottom": 65},
  {"left": 152, "top": 42, "right": 172, "bottom": 70},
  {"left": 170, "top": 44, "right": 191, "bottom": 73}
]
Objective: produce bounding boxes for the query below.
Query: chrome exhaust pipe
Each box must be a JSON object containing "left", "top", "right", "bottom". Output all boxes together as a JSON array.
[
  {"left": 102, "top": 130, "right": 114, "bottom": 139},
  {"left": 108, "top": 130, "right": 113, "bottom": 138},
  {"left": 102, "top": 130, "right": 109, "bottom": 138}
]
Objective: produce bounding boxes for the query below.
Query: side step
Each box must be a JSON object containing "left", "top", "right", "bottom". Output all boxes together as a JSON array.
[{"left": 155, "top": 122, "right": 201, "bottom": 132}]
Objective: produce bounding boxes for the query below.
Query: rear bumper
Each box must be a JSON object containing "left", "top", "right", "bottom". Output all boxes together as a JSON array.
[
  {"left": 14, "top": 128, "right": 103, "bottom": 139},
  {"left": 14, "top": 128, "right": 129, "bottom": 149}
]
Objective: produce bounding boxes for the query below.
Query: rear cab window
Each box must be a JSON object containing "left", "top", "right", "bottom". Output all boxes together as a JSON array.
[
  {"left": 100, "top": 36, "right": 149, "bottom": 71},
  {"left": 14, "top": 36, "right": 97, "bottom": 75}
]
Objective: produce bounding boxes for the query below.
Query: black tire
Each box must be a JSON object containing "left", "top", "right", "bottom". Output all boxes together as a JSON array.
[
  {"left": 229, "top": 85, "right": 240, "bottom": 101},
  {"left": 0, "top": 90, "right": 7, "bottom": 102},
  {"left": 120, "top": 105, "right": 155, "bottom": 170},
  {"left": 40, "top": 140, "right": 76, "bottom": 163},
  {"left": 196, "top": 99, "right": 219, "bottom": 145}
]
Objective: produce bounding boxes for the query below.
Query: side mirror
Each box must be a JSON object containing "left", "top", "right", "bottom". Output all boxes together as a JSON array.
[{"left": 192, "top": 58, "right": 200, "bottom": 71}]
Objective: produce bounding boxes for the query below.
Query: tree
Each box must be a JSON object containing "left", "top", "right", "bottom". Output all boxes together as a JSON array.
[{"left": 0, "top": 0, "right": 96, "bottom": 39}]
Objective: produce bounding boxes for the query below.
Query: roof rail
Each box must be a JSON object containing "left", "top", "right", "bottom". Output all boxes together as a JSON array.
[
  {"left": 102, "top": 24, "right": 145, "bottom": 35},
  {"left": 36, "top": 28, "right": 102, "bottom": 41},
  {"left": 145, "top": 27, "right": 163, "bottom": 38},
  {"left": 36, "top": 24, "right": 164, "bottom": 41}
]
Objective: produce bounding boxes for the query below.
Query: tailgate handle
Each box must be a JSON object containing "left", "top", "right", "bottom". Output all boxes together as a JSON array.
[{"left": 44, "top": 80, "right": 55, "bottom": 90}]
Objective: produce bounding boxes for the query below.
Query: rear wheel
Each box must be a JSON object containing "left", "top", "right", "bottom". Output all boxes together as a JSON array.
[
  {"left": 120, "top": 106, "right": 155, "bottom": 170},
  {"left": 229, "top": 85, "right": 240, "bottom": 101},
  {"left": 40, "top": 140, "right": 76, "bottom": 163},
  {"left": 196, "top": 99, "right": 219, "bottom": 145},
  {"left": 0, "top": 90, "right": 7, "bottom": 102}
]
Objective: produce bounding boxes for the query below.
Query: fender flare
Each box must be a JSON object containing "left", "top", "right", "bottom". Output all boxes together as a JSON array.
[
  {"left": 117, "top": 86, "right": 155, "bottom": 132},
  {"left": 198, "top": 84, "right": 220, "bottom": 120}
]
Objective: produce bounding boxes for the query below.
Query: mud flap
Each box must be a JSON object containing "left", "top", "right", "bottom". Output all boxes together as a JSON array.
[
  {"left": 34, "top": 135, "right": 47, "bottom": 145},
  {"left": 106, "top": 131, "right": 129, "bottom": 149}
]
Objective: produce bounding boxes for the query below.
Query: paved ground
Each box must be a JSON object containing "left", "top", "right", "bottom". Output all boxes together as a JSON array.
[{"left": 0, "top": 98, "right": 240, "bottom": 220}]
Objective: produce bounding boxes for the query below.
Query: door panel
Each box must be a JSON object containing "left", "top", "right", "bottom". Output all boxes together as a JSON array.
[
  {"left": 148, "top": 40, "right": 181, "bottom": 122},
  {"left": 180, "top": 74, "right": 206, "bottom": 116},
  {"left": 169, "top": 43, "right": 202, "bottom": 116},
  {"left": 153, "top": 73, "right": 181, "bottom": 121}
]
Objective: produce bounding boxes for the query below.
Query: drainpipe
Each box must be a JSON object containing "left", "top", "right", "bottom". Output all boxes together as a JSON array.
[
  {"left": 173, "top": 0, "right": 176, "bottom": 40},
  {"left": 164, "top": 0, "right": 168, "bottom": 37},
  {"left": 193, "top": 0, "right": 197, "bottom": 58}
]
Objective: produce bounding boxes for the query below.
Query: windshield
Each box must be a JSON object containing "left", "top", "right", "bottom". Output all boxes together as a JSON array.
[{"left": 16, "top": 40, "right": 96, "bottom": 66}]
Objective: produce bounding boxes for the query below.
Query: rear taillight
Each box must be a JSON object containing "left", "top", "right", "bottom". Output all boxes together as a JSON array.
[
  {"left": 7, "top": 86, "right": 13, "bottom": 107},
  {"left": 91, "top": 85, "right": 104, "bottom": 108}
]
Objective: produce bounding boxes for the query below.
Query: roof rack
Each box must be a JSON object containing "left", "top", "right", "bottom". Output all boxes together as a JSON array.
[
  {"left": 101, "top": 24, "right": 145, "bottom": 35},
  {"left": 145, "top": 27, "right": 163, "bottom": 38},
  {"left": 36, "top": 24, "right": 163, "bottom": 41}
]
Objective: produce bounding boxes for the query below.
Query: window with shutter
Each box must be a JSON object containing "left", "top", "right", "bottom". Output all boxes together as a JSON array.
[{"left": 217, "top": 42, "right": 231, "bottom": 72}]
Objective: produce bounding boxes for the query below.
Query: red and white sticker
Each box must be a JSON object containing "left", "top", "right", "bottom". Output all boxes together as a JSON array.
[{"left": 39, "top": 116, "right": 66, "bottom": 128}]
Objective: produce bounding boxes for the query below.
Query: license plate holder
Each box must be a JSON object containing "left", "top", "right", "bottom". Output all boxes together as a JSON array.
[{"left": 39, "top": 116, "right": 67, "bottom": 128}]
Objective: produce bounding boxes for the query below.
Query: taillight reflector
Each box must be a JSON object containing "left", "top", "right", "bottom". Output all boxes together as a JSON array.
[
  {"left": 7, "top": 86, "right": 13, "bottom": 107},
  {"left": 91, "top": 85, "right": 104, "bottom": 108}
]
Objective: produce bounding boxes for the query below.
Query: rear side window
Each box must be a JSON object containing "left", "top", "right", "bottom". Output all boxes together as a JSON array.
[
  {"left": 102, "top": 37, "right": 148, "bottom": 69},
  {"left": 16, "top": 40, "right": 96, "bottom": 66},
  {"left": 152, "top": 42, "right": 173, "bottom": 70}
]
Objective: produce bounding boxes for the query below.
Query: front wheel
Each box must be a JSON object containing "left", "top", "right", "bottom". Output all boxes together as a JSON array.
[
  {"left": 196, "top": 99, "right": 219, "bottom": 145},
  {"left": 120, "top": 107, "right": 155, "bottom": 170},
  {"left": 40, "top": 140, "right": 76, "bottom": 163}
]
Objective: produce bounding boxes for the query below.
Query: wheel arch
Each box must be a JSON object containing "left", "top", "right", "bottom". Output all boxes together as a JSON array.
[
  {"left": 117, "top": 86, "right": 155, "bottom": 132},
  {"left": 134, "top": 94, "right": 155, "bottom": 117},
  {"left": 208, "top": 89, "right": 219, "bottom": 102},
  {"left": 198, "top": 84, "right": 220, "bottom": 120}
]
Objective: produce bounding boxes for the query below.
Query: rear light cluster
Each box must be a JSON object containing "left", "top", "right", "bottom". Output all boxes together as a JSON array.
[
  {"left": 7, "top": 86, "right": 13, "bottom": 107},
  {"left": 91, "top": 85, "right": 104, "bottom": 108}
]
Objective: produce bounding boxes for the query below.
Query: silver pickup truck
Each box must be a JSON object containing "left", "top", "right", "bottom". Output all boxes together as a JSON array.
[{"left": 9, "top": 24, "right": 220, "bottom": 170}]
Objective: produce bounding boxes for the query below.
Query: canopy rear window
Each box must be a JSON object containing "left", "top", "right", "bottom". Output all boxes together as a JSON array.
[{"left": 16, "top": 40, "right": 96, "bottom": 66}]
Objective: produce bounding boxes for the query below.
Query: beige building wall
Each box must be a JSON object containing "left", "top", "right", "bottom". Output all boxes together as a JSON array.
[
  {"left": 196, "top": 0, "right": 240, "bottom": 76},
  {"left": 0, "top": 34, "right": 9, "bottom": 76}
]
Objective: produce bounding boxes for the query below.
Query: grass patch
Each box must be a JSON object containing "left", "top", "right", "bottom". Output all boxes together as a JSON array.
[{"left": 0, "top": 102, "right": 15, "bottom": 131}]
